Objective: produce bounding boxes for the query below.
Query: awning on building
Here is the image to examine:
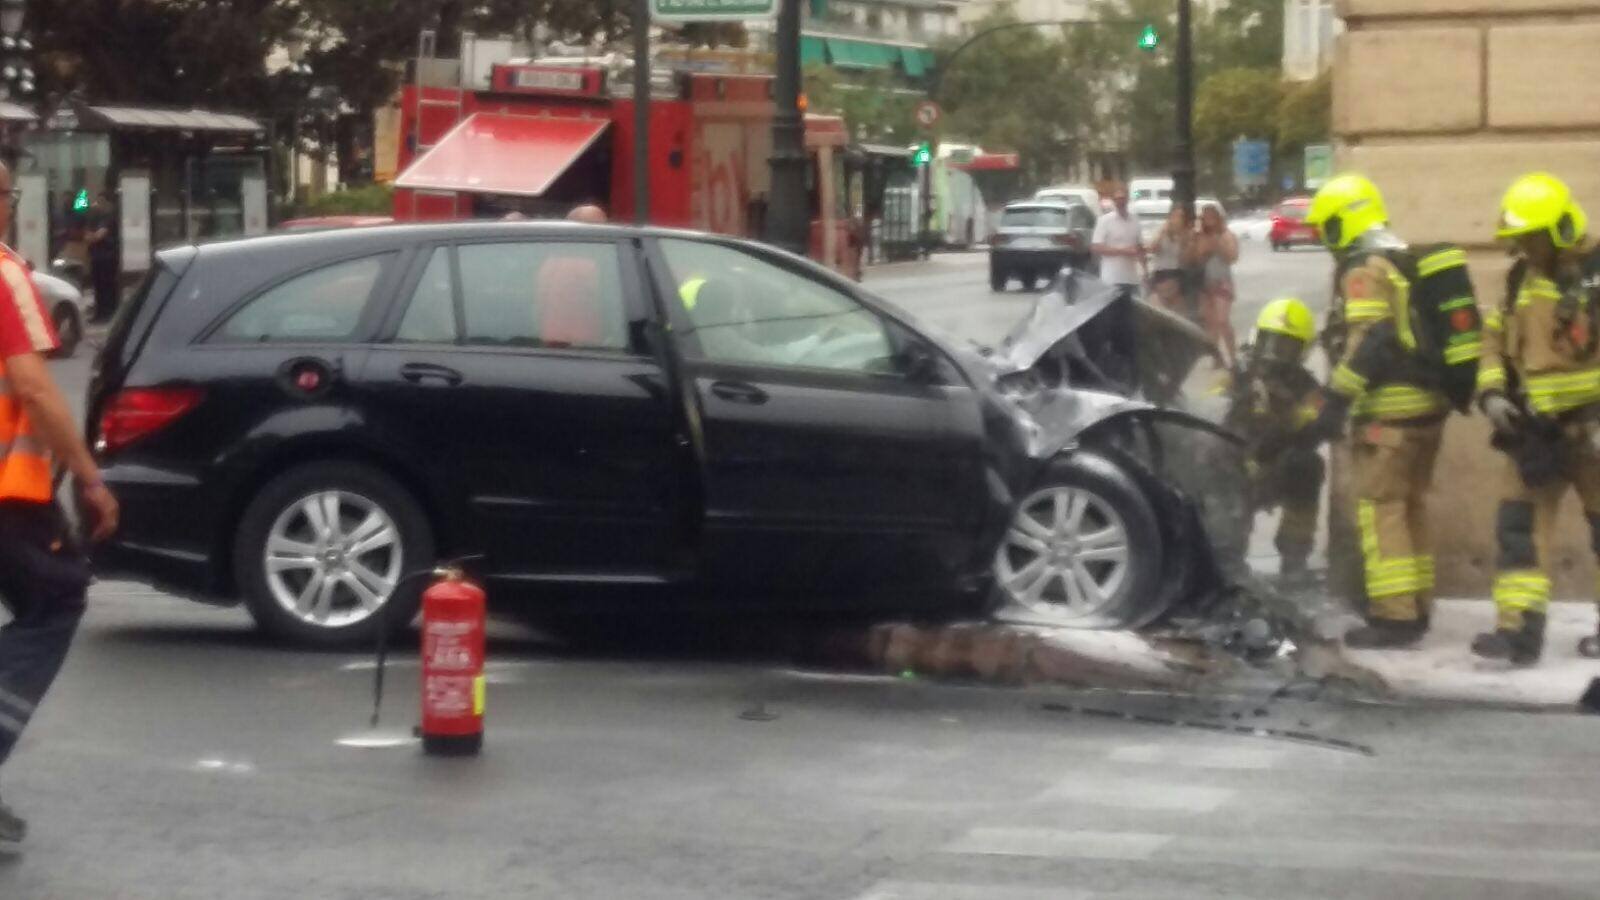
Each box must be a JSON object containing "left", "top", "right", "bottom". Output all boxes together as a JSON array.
[
  {"left": 394, "top": 113, "right": 610, "bottom": 197},
  {"left": 75, "top": 104, "right": 262, "bottom": 133},
  {"left": 800, "top": 36, "right": 828, "bottom": 66},
  {"left": 951, "top": 153, "right": 1021, "bottom": 172},
  {"left": 899, "top": 48, "right": 934, "bottom": 78},
  {"left": 826, "top": 38, "right": 895, "bottom": 70}
]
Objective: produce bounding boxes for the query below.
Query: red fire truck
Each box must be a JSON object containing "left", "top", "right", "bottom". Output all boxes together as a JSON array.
[{"left": 391, "top": 62, "right": 862, "bottom": 279}]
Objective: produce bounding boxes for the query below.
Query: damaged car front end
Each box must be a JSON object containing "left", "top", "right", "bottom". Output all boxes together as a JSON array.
[{"left": 955, "top": 270, "right": 1293, "bottom": 649}]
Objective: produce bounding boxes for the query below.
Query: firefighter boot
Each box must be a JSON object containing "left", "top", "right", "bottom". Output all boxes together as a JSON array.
[
  {"left": 1344, "top": 618, "right": 1427, "bottom": 649},
  {"left": 1472, "top": 612, "right": 1546, "bottom": 667},
  {"left": 0, "top": 797, "right": 25, "bottom": 845}
]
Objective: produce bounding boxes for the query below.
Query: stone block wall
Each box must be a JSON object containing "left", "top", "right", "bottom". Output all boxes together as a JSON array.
[{"left": 1332, "top": 0, "right": 1600, "bottom": 597}]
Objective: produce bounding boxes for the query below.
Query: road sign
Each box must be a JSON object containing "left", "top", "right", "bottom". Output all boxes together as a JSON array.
[
  {"left": 1304, "top": 143, "right": 1334, "bottom": 190},
  {"left": 1232, "top": 139, "right": 1270, "bottom": 189},
  {"left": 651, "top": 0, "right": 778, "bottom": 21},
  {"left": 914, "top": 100, "right": 941, "bottom": 130}
]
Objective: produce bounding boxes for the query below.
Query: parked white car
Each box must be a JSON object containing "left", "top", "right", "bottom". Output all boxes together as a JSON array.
[
  {"left": 32, "top": 270, "right": 88, "bottom": 359},
  {"left": 1034, "top": 184, "right": 1102, "bottom": 213}
]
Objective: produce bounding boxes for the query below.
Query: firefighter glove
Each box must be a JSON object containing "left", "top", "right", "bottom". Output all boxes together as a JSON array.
[{"left": 1480, "top": 391, "right": 1524, "bottom": 435}]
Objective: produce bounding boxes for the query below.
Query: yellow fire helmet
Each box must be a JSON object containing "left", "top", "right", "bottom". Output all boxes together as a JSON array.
[
  {"left": 1497, "top": 172, "right": 1589, "bottom": 250},
  {"left": 1251, "top": 297, "right": 1316, "bottom": 363},
  {"left": 1305, "top": 174, "right": 1388, "bottom": 251}
]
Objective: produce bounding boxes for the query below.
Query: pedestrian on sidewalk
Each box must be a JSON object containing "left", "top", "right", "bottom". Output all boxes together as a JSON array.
[
  {"left": 0, "top": 161, "right": 120, "bottom": 846},
  {"left": 1089, "top": 187, "right": 1144, "bottom": 391},
  {"left": 1473, "top": 172, "right": 1600, "bottom": 667},
  {"left": 1147, "top": 206, "right": 1194, "bottom": 322},
  {"left": 1191, "top": 204, "right": 1240, "bottom": 369},
  {"left": 85, "top": 192, "right": 119, "bottom": 323}
]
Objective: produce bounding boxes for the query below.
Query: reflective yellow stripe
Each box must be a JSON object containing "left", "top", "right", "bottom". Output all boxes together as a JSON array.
[
  {"left": 1525, "top": 368, "right": 1600, "bottom": 415},
  {"left": 1354, "top": 384, "right": 1447, "bottom": 420},
  {"left": 1444, "top": 341, "right": 1482, "bottom": 365},
  {"left": 1416, "top": 248, "right": 1467, "bottom": 277},
  {"left": 1517, "top": 277, "right": 1562, "bottom": 307},
  {"left": 1418, "top": 557, "right": 1436, "bottom": 590},
  {"left": 1330, "top": 365, "right": 1368, "bottom": 397},
  {"left": 1293, "top": 401, "right": 1320, "bottom": 429},
  {"left": 1484, "top": 311, "right": 1504, "bottom": 332},
  {"left": 1358, "top": 501, "right": 1427, "bottom": 599},
  {"left": 1494, "top": 569, "right": 1551, "bottom": 611},
  {"left": 1345, "top": 299, "right": 1392, "bottom": 322},
  {"left": 1477, "top": 366, "right": 1507, "bottom": 392}
]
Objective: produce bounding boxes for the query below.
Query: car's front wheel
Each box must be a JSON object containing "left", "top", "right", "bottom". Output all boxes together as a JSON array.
[
  {"left": 235, "top": 461, "right": 434, "bottom": 646},
  {"left": 991, "top": 454, "right": 1165, "bottom": 630}
]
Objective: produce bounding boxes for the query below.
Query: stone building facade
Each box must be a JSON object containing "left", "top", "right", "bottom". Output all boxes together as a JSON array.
[{"left": 1332, "top": 0, "right": 1600, "bottom": 596}]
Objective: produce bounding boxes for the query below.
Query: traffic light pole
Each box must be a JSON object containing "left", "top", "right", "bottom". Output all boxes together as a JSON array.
[
  {"left": 1173, "top": 0, "right": 1196, "bottom": 224},
  {"left": 633, "top": 0, "right": 651, "bottom": 225},
  {"left": 765, "top": 0, "right": 810, "bottom": 256}
]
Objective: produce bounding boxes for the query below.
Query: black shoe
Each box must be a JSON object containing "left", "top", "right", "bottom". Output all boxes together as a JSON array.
[
  {"left": 0, "top": 798, "right": 26, "bottom": 846},
  {"left": 1344, "top": 618, "right": 1427, "bottom": 649},
  {"left": 1471, "top": 612, "right": 1545, "bottom": 666}
]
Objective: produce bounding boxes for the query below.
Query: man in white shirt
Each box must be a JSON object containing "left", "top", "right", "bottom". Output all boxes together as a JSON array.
[{"left": 1091, "top": 187, "right": 1145, "bottom": 294}]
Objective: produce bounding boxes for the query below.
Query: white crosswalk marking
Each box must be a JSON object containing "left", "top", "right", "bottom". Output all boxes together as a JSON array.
[
  {"left": 854, "top": 884, "right": 1093, "bottom": 900},
  {"left": 1040, "top": 776, "right": 1233, "bottom": 812},
  {"left": 943, "top": 827, "right": 1171, "bottom": 861}
]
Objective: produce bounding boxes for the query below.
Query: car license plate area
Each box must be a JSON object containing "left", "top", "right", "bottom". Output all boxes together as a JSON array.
[{"left": 1013, "top": 237, "right": 1053, "bottom": 250}]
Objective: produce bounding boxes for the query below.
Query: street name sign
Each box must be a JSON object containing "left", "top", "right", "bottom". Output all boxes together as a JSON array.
[
  {"left": 652, "top": 0, "right": 779, "bottom": 21},
  {"left": 1232, "top": 139, "right": 1270, "bottom": 189}
]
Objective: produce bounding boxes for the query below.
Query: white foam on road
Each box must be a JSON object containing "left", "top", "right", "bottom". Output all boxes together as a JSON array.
[
  {"left": 944, "top": 827, "right": 1172, "bottom": 861},
  {"left": 1039, "top": 777, "right": 1234, "bottom": 813}
]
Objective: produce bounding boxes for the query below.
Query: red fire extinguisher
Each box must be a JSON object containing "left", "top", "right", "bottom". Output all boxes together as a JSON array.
[{"left": 420, "top": 566, "right": 486, "bottom": 756}]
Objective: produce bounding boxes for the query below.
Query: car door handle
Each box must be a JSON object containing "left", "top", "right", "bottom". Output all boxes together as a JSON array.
[
  {"left": 400, "top": 362, "right": 464, "bottom": 387},
  {"left": 709, "top": 380, "right": 768, "bottom": 405}
]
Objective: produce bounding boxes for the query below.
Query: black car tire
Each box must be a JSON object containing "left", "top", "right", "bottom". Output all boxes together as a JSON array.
[
  {"left": 1021, "top": 272, "right": 1039, "bottom": 292},
  {"left": 990, "top": 266, "right": 1007, "bottom": 292},
  {"left": 235, "top": 461, "right": 434, "bottom": 646},
  {"left": 989, "top": 452, "right": 1165, "bottom": 630},
  {"left": 49, "top": 303, "right": 81, "bottom": 359}
]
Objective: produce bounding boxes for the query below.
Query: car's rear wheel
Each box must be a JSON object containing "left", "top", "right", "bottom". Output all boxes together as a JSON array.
[
  {"left": 990, "top": 453, "right": 1165, "bottom": 630},
  {"left": 1022, "top": 272, "right": 1039, "bottom": 291},
  {"left": 49, "top": 302, "right": 81, "bottom": 359},
  {"left": 235, "top": 461, "right": 434, "bottom": 646}
]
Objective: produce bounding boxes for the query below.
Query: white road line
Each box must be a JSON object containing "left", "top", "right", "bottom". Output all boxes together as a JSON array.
[
  {"left": 1040, "top": 777, "right": 1234, "bottom": 813},
  {"left": 854, "top": 882, "right": 1092, "bottom": 900},
  {"left": 943, "top": 827, "right": 1171, "bottom": 861}
]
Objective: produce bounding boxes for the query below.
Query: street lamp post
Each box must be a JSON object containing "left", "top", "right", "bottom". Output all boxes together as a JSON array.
[
  {"left": 633, "top": 0, "right": 651, "bottom": 226},
  {"left": 765, "top": 0, "right": 809, "bottom": 257},
  {"left": 1173, "top": 0, "right": 1196, "bottom": 224}
]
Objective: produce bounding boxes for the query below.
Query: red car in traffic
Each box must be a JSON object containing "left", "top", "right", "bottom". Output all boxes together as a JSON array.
[{"left": 1269, "top": 198, "right": 1317, "bottom": 251}]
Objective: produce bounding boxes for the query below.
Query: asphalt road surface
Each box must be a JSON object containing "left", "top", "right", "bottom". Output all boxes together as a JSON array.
[{"left": 12, "top": 252, "right": 1600, "bottom": 899}]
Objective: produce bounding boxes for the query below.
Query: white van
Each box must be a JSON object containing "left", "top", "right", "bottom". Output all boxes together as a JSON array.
[{"left": 1128, "top": 176, "right": 1175, "bottom": 204}]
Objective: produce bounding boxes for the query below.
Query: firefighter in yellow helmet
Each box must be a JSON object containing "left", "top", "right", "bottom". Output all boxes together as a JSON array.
[
  {"left": 1224, "top": 298, "right": 1325, "bottom": 580},
  {"left": 1302, "top": 174, "right": 1453, "bottom": 649},
  {"left": 1474, "top": 173, "right": 1600, "bottom": 665}
]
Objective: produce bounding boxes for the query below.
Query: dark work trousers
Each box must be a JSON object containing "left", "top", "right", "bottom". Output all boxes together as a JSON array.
[
  {"left": 90, "top": 259, "right": 118, "bottom": 323},
  {"left": 0, "top": 502, "right": 88, "bottom": 768}
]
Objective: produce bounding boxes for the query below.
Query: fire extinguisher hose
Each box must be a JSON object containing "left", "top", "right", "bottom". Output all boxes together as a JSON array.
[{"left": 369, "top": 555, "right": 486, "bottom": 729}]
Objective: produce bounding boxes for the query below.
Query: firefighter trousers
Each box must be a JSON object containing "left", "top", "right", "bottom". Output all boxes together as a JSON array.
[
  {"left": 0, "top": 502, "right": 89, "bottom": 768},
  {"left": 1491, "top": 416, "right": 1600, "bottom": 632},
  {"left": 1251, "top": 447, "right": 1324, "bottom": 564},
  {"left": 1351, "top": 419, "right": 1445, "bottom": 624}
]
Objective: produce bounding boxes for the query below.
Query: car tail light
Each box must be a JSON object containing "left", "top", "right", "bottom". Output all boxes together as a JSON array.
[
  {"left": 97, "top": 386, "right": 205, "bottom": 454},
  {"left": 1051, "top": 234, "right": 1077, "bottom": 247},
  {"left": 991, "top": 233, "right": 1010, "bottom": 246}
]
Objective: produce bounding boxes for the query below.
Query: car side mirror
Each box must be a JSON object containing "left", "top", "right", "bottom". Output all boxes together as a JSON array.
[{"left": 900, "top": 341, "right": 941, "bottom": 383}]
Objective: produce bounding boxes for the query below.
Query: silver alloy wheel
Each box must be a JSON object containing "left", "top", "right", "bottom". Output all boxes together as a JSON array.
[
  {"left": 994, "top": 485, "right": 1132, "bottom": 622},
  {"left": 263, "top": 490, "right": 403, "bottom": 629}
]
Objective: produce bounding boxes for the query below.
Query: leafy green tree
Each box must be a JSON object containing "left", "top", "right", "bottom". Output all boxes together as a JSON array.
[
  {"left": 1276, "top": 71, "right": 1332, "bottom": 158},
  {"left": 803, "top": 65, "right": 917, "bottom": 145}
]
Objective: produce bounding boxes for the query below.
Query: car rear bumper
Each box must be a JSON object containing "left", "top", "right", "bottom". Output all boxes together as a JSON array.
[
  {"left": 991, "top": 249, "right": 1075, "bottom": 271},
  {"left": 94, "top": 462, "right": 229, "bottom": 599}
]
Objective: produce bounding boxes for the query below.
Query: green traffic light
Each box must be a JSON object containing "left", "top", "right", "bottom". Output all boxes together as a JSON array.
[
  {"left": 912, "top": 143, "right": 932, "bottom": 166},
  {"left": 1138, "top": 24, "right": 1160, "bottom": 51}
]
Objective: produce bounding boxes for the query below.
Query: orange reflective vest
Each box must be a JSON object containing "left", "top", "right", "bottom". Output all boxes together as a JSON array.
[{"left": 0, "top": 249, "right": 56, "bottom": 503}]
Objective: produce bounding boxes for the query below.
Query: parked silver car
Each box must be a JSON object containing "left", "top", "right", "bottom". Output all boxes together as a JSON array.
[
  {"left": 32, "top": 269, "right": 88, "bottom": 359},
  {"left": 989, "top": 201, "right": 1096, "bottom": 292}
]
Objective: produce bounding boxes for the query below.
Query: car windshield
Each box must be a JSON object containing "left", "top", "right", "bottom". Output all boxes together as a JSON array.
[
  {"left": 1002, "top": 207, "right": 1070, "bottom": 228},
  {"left": 1278, "top": 205, "right": 1308, "bottom": 221}
]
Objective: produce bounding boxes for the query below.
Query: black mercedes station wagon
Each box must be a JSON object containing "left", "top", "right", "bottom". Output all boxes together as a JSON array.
[{"left": 89, "top": 222, "right": 1239, "bottom": 644}]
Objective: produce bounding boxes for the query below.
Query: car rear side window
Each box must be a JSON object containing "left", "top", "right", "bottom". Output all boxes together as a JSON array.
[
  {"left": 213, "top": 255, "right": 386, "bottom": 343},
  {"left": 1002, "top": 208, "right": 1069, "bottom": 228},
  {"left": 454, "top": 242, "right": 628, "bottom": 350},
  {"left": 396, "top": 248, "right": 458, "bottom": 343}
]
